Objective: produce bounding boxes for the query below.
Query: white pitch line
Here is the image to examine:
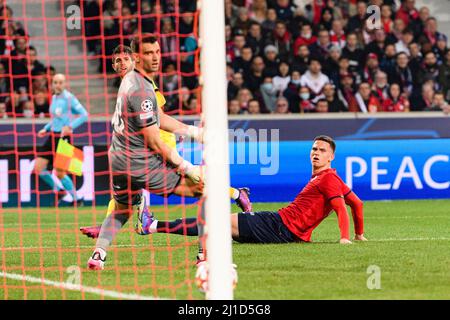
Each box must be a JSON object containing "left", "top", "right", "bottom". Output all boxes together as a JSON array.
[
  {"left": 0, "top": 271, "right": 163, "bottom": 300},
  {"left": 0, "top": 243, "right": 163, "bottom": 251}
]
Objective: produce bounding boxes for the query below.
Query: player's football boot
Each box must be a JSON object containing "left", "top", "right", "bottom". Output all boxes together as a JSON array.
[
  {"left": 80, "top": 225, "right": 102, "bottom": 239},
  {"left": 87, "top": 248, "right": 106, "bottom": 270},
  {"left": 235, "top": 187, "right": 252, "bottom": 212},
  {"left": 135, "top": 202, "right": 155, "bottom": 235}
]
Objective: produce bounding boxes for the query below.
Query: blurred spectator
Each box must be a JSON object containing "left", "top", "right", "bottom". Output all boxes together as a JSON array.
[
  {"left": 140, "top": 0, "right": 156, "bottom": 33},
  {"left": 417, "top": 51, "right": 440, "bottom": 91},
  {"left": 180, "top": 34, "right": 198, "bottom": 89},
  {"left": 122, "top": 5, "right": 137, "bottom": 36},
  {"left": 429, "top": 91, "right": 449, "bottom": 113},
  {"left": 298, "top": 86, "right": 315, "bottom": 112},
  {"left": 383, "top": 83, "right": 410, "bottom": 112},
  {"left": 261, "top": 8, "right": 278, "bottom": 35},
  {"left": 228, "top": 99, "right": 242, "bottom": 114},
  {"left": 433, "top": 34, "right": 448, "bottom": 65},
  {"left": 228, "top": 32, "right": 246, "bottom": 63},
  {"left": 418, "top": 17, "right": 444, "bottom": 53},
  {"left": 255, "top": 44, "right": 275, "bottom": 71},
  {"left": 233, "top": 46, "right": 253, "bottom": 75},
  {"left": 395, "top": 29, "right": 414, "bottom": 56},
  {"left": 247, "top": 99, "right": 261, "bottom": 114},
  {"left": 354, "top": 82, "right": 381, "bottom": 113},
  {"left": 381, "top": 4, "right": 394, "bottom": 34},
  {"left": 372, "top": 71, "right": 390, "bottom": 106},
  {"left": 293, "top": 23, "right": 316, "bottom": 57},
  {"left": 300, "top": 58, "right": 329, "bottom": 97},
  {"left": 388, "top": 52, "right": 413, "bottom": 97},
  {"left": 274, "top": 96, "right": 290, "bottom": 114},
  {"left": 246, "top": 22, "right": 265, "bottom": 56},
  {"left": 360, "top": 53, "right": 380, "bottom": 85},
  {"left": 235, "top": 7, "right": 252, "bottom": 33},
  {"left": 179, "top": 13, "right": 194, "bottom": 35},
  {"left": 245, "top": 55, "right": 266, "bottom": 92},
  {"left": 20, "top": 99, "right": 34, "bottom": 118},
  {"left": 162, "top": 62, "right": 179, "bottom": 108},
  {"left": 292, "top": 44, "right": 310, "bottom": 74},
  {"left": 438, "top": 50, "right": 450, "bottom": 101},
  {"left": 273, "top": 0, "right": 295, "bottom": 22},
  {"left": 283, "top": 70, "right": 302, "bottom": 112},
  {"left": 33, "top": 90, "right": 49, "bottom": 117},
  {"left": 337, "top": 73, "right": 358, "bottom": 111},
  {"left": 0, "top": 101, "right": 7, "bottom": 119},
  {"left": 259, "top": 77, "right": 277, "bottom": 112},
  {"left": 346, "top": 0, "right": 367, "bottom": 33},
  {"left": 249, "top": 0, "right": 268, "bottom": 24},
  {"left": 236, "top": 87, "right": 254, "bottom": 111},
  {"left": 412, "top": 6, "right": 430, "bottom": 38},
  {"left": 101, "top": 0, "right": 120, "bottom": 73},
  {"left": 83, "top": 0, "right": 101, "bottom": 55},
  {"left": 412, "top": 81, "right": 435, "bottom": 111},
  {"left": 319, "top": 7, "right": 334, "bottom": 31},
  {"left": 160, "top": 18, "right": 177, "bottom": 65},
  {"left": 341, "top": 32, "right": 364, "bottom": 73},
  {"left": 0, "top": 61, "right": 10, "bottom": 103},
  {"left": 330, "top": 19, "right": 346, "bottom": 50},
  {"left": 315, "top": 83, "right": 347, "bottom": 112},
  {"left": 395, "top": 0, "right": 419, "bottom": 27},
  {"left": 269, "top": 21, "right": 292, "bottom": 62},
  {"left": 380, "top": 44, "right": 397, "bottom": 73},
  {"left": 308, "top": 29, "right": 332, "bottom": 62},
  {"left": 0, "top": 5, "right": 26, "bottom": 55},
  {"left": 228, "top": 71, "right": 245, "bottom": 100},
  {"left": 323, "top": 45, "right": 341, "bottom": 84},
  {"left": 315, "top": 98, "right": 329, "bottom": 113},
  {"left": 365, "top": 29, "right": 388, "bottom": 61},
  {"left": 273, "top": 61, "right": 291, "bottom": 94},
  {"left": 408, "top": 42, "right": 423, "bottom": 76}
]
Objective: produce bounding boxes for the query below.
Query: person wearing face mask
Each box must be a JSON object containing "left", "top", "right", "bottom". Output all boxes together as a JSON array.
[
  {"left": 260, "top": 77, "right": 278, "bottom": 113},
  {"left": 34, "top": 73, "right": 89, "bottom": 207},
  {"left": 283, "top": 70, "right": 302, "bottom": 112},
  {"left": 299, "top": 86, "right": 315, "bottom": 113}
]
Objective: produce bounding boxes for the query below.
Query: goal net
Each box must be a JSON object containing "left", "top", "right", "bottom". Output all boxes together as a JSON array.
[{"left": 0, "top": 0, "right": 226, "bottom": 300}]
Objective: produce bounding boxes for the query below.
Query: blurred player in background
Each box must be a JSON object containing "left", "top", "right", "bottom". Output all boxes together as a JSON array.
[
  {"left": 34, "top": 73, "right": 88, "bottom": 206},
  {"left": 86, "top": 38, "right": 252, "bottom": 270},
  {"left": 138, "top": 135, "right": 367, "bottom": 245},
  {"left": 80, "top": 45, "right": 252, "bottom": 239}
]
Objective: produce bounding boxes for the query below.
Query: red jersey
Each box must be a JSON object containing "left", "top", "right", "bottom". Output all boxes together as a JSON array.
[{"left": 278, "top": 168, "right": 351, "bottom": 242}]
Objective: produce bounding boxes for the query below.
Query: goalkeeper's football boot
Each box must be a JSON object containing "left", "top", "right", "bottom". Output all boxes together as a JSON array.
[
  {"left": 135, "top": 200, "right": 155, "bottom": 235},
  {"left": 80, "top": 225, "right": 102, "bottom": 239},
  {"left": 235, "top": 187, "right": 252, "bottom": 212},
  {"left": 87, "top": 248, "right": 106, "bottom": 270}
]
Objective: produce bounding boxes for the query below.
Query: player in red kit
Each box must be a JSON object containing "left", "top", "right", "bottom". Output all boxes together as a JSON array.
[{"left": 136, "top": 135, "right": 367, "bottom": 244}]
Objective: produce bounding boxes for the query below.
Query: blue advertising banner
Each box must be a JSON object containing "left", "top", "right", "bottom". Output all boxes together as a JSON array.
[{"left": 223, "top": 139, "right": 450, "bottom": 203}]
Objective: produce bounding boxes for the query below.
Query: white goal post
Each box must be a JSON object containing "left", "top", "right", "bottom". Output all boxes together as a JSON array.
[{"left": 199, "top": 0, "right": 234, "bottom": 300}]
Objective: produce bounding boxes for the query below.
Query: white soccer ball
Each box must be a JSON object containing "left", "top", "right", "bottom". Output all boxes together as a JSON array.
[{"left": 194, "top": 261, "right": 238, "bottom": 293}]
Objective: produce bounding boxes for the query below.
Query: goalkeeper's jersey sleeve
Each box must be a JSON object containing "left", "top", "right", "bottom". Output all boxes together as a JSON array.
[{"left": 151, "top": 79, "right": 177, "bottom": 150}]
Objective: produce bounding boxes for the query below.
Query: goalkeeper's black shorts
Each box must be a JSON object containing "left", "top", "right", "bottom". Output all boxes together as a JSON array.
[{"left": 234, "top": 211, "right": 297, "bottom": 244}]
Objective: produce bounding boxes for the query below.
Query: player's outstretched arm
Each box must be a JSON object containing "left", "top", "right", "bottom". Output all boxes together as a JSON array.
[
  {"left": 142, "top": 125, "right": 202, "bottom": 183},
  {"left": 159, "top": 112, "right": 203, "bottom": 143},
  {"left": 330, "top": 197, "right": 351, "bottom": 244},
  {"left": 344, "top": 191, "right": 366, "bottom": 241}
]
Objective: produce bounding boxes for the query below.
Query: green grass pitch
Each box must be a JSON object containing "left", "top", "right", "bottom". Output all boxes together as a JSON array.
[{"left": 1, "top": 199, "right": 449, "bottom": 300}]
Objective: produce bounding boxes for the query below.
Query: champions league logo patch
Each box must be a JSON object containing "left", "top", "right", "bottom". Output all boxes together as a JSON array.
[
  {"left": 140, "top": 99, "right": 155, "bottom": 120},
  {"left": 141, "top": 99, "right": 154, "bottom": 112}
]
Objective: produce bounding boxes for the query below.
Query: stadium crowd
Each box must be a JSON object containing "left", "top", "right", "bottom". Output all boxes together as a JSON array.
[
  {"left": 225, "top": 0, "right": 450, "bottom": 114},
  {"left": 1, "top": 0, "right": 450, "bottom": 119}
]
